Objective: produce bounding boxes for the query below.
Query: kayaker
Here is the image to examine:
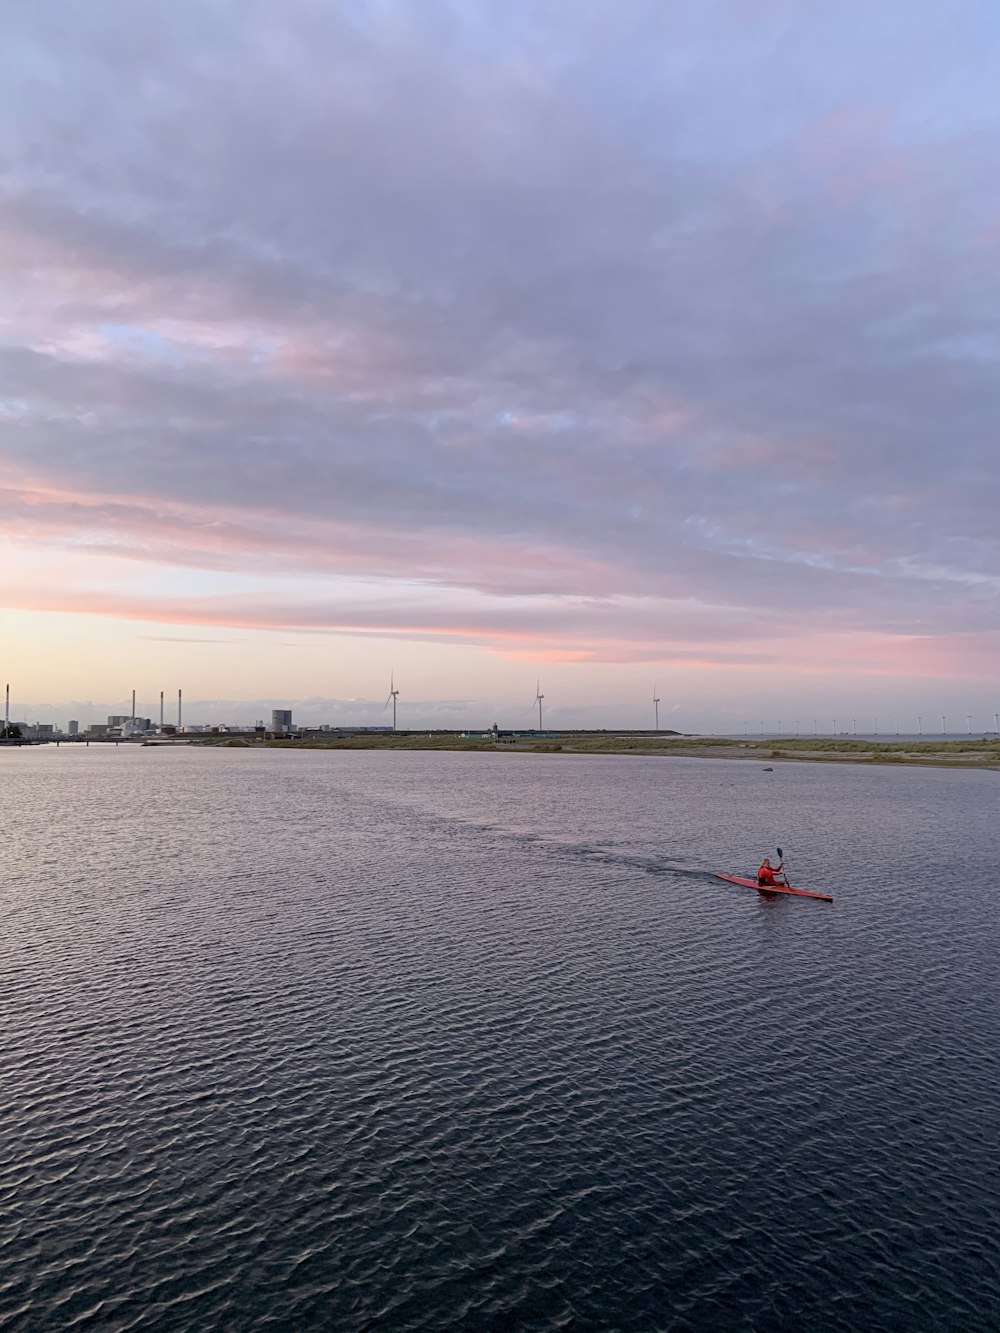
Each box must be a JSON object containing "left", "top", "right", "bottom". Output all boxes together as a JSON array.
[{"left": 757, "top": 857, "right": 786, "bottom": 887}]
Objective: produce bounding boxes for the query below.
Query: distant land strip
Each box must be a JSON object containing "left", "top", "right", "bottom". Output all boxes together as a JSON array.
[{"left": 160, "top": 732, "right": 1000, "bottom": 770}]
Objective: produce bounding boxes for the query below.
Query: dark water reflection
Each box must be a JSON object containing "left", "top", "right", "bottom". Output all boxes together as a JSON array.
[{"left": 2, "top": 747, "right": 998, "bottom": 1330}]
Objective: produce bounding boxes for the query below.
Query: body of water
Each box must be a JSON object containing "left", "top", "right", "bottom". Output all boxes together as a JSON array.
[{"left": 2, "top": 747, "right": 998, "bottom": 1330}]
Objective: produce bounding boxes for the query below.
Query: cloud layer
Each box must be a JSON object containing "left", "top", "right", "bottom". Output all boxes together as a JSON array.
[{"left": 3, "top": 0, "right": 999, "bottom": 684}]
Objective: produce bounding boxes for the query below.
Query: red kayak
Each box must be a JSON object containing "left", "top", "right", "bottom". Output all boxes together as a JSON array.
[{"left": 714, "top": 873, "right": 833, "bottom": 903}]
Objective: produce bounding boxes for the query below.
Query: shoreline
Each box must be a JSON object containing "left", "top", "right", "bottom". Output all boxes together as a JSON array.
[{"left": 168, "top": 733, "right": 1000, "bottom": 771}]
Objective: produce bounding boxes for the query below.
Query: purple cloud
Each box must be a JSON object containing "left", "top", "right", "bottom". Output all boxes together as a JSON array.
[{"left": 2, "top": 0, "right": 998, "bottom": 679}]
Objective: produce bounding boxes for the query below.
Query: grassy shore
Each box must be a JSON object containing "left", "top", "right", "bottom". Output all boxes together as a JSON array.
[{"left": 199, "top": 732, "right": 1000, "bottom": 770}]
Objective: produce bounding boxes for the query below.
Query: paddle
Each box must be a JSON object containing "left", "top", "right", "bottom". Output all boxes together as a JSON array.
[{"left": 777, "top": 846, "right": 789, "bottom": 887}]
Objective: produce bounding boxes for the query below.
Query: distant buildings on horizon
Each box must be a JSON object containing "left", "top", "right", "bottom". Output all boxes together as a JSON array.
[
  {"left": 9, "top": 706, "right": 404, "bottom": 741},
  {"left": 3, "top": 685, "right": 999, "bottom": 740}
]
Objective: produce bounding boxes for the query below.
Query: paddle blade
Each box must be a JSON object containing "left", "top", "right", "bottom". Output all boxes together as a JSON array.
[{"left": 777, "top": 846, "right": 784, "bottom": 858}]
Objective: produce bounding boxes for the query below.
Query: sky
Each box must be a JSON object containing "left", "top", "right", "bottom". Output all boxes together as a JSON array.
[{"left": 3, "top": 0, "right": 999, "bottom": 732}]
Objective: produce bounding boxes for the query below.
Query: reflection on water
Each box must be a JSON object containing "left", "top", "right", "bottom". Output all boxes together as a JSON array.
[{"left": 2, "top": 747, "right": 998, "bottom": 1330}]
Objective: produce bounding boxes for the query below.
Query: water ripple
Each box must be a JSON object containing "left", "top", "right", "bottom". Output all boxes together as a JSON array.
[{"left": 1, "top": 747, "right": 999, "bottom": 1330}]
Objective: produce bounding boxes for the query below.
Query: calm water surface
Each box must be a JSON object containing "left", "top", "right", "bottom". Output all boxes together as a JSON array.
[{"left": 2, "top": 746, "right": 998, "bottom": 1331}]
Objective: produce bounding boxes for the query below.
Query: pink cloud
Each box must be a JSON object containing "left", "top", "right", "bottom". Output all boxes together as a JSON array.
[
  {"left": 1, "top": 464, "right": 626, "bottom": 598},
  {"left": 4, "top": 566, "right": 996, "bottom": 679}
]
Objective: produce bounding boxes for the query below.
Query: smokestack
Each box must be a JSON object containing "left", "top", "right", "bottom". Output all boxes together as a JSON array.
[
  {"left": 178, "top": 689, "right": 182, "bottom": 729},
  {"left": 160, "top": 691, "right": 164, "bottom": 727},
  {"left": 4, "top": 683, "right": 8, "bottom": 737},
  {"left": 131, "top": 689, "right": 136, "bottom": 722}
]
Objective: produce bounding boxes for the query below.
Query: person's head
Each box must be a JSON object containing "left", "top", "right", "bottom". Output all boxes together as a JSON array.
[{"left": 761, "top": 857, "right": 772, "bottom": 867}]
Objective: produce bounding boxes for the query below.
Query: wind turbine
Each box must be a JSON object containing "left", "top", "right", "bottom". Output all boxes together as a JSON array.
[
  {"left": 533, "top": 680, "right": 544, "bottom": 732},
  {"left": 653, "top": 686, "right": 660, "bottom": 732},
  {"left": 384, "top": 673, "right": 399, "bottom": 731}
]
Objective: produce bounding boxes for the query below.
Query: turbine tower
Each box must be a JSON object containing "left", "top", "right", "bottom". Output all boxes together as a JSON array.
[
  {"left": 534, "top": 680, "right": 544, "bottom": 732},
  {"left": 653, "top": 686, "right": 660, "bottom": 732},
  {"left": 384, "top": 673, "right": 399, "bottom": 731}
]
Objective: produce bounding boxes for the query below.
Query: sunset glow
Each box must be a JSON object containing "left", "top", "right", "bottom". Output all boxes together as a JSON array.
[{"left": 3, "top": 2, "right": 998, "bottom": 730}]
